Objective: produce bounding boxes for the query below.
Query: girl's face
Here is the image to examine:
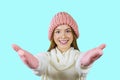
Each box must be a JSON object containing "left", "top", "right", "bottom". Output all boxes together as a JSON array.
[{"left": 53, "top": 25, "right": 73, "bottom": 53}]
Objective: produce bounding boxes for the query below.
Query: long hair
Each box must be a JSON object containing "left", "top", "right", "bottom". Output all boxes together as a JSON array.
[{"left": 47, "top": 28, "right": 79, "bottom": 52}]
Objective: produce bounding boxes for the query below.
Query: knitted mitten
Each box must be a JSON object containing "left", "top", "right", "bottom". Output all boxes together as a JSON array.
[
  {"left": 80, "top": 44, "right": 106, "bottom": 67},
  {"left": 12, "top": 44, "right": 39, "bottom": 69}
]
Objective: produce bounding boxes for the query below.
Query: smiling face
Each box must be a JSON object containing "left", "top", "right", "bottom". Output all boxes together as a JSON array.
[{"left": 53, "top": 25, "right": 73, "bottom": 53}]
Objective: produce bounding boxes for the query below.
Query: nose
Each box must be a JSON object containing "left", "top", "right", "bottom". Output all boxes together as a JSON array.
[{"left": 61, "top": 32, "right": 66, "bottom": 39}]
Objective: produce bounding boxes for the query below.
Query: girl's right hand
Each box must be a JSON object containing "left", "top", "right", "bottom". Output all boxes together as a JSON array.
[{"left": 12, "top": 44, "right": 39, "bottom": 69}]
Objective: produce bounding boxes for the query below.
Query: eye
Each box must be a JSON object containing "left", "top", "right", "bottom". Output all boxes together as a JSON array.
[
  {"left": 66, "top": 29, "right": 71, "bottom": 33},
  {"left": 55, "top": 30, "right": 60, "bottom": 34}
]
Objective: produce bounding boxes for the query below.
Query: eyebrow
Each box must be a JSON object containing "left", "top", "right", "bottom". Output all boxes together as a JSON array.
[
  {"left": 66, "top": 28, "right": 72, "bottom": 30},
  {"left": 55, "top": 28, "right": 71, "bottom": 31}
]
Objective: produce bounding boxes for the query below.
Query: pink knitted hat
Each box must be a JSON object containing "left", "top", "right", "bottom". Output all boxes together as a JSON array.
[{"left": 48, "top": 12, "right": 79, "bottom": 40}]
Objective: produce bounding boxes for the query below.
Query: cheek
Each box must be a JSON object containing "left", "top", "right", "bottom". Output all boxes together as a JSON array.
[
  {"left": 53, "top": 35, "right": 59, "bottom": 43},
  {"left": 69, "top": 37, "right": 73, "bottom": 43},
  {"left": 69, "top": 35, "right": 73, "bottom": 42},
  {"left": 68, "top": 34, "right": 73, "bottom": 39},
  {"left": 54, "top": 34, "right": 59, "bottom": 40}
]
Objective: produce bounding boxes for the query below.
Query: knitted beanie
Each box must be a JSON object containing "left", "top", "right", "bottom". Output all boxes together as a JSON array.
[{"left": 48, "top": 12, "right": 79, "bottom": 40}]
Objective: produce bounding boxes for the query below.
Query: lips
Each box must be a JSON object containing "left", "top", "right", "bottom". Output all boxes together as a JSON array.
[{"left": 59, "top": 40, "right": 68, "bottom": 45}]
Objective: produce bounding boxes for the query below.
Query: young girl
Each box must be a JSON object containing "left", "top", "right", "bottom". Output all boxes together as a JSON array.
[{"left": 12, "top": 12, "right": 106, "bottom": 80}]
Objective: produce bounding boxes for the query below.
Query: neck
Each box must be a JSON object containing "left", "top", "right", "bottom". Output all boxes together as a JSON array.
[{"left": 57, "top": 46, "right": 70, "bottom": 53}]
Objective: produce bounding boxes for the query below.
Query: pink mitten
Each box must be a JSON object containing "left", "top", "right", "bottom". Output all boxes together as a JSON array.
[
  {"left": 12, "top": 44, "right": 39, "bottom": 69},
  {"left": 80, "top": 44, "right": 106, "bottom": 67}
]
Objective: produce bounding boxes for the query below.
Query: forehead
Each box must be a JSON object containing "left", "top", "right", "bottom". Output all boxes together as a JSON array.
[{"left": 55, "top": 25, "right": 71, "bottom": 30}]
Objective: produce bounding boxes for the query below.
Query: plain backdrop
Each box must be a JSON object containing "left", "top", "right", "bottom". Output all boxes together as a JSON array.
[{"left": 0, "top": 0, "right": 120, "bottom": 80}]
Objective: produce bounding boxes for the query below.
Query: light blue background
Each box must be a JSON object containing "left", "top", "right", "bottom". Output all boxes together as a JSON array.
[{"left": 0, "top": 0, "right": 120, "bottom": 80}]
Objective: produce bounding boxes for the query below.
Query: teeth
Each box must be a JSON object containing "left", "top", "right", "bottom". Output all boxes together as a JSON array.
[{"left": 59, "top": 40, "right": 68, "bottom": 45}]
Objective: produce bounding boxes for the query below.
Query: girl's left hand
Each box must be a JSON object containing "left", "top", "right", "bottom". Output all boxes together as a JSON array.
[{"left": 80, "top": 44, "right": 106, "bottom": 67}]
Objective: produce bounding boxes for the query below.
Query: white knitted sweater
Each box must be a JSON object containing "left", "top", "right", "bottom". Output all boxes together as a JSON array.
[{"left": 33, "top": 47, "right": 90, "bottom": 80}]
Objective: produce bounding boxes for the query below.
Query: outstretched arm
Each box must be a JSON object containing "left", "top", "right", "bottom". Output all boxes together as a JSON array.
[
  {"left": 80, "top": 44, "right": 106, "bottom": 67},
  {"left": 12, "top": 44, "right": 39, "bottom": 69}
]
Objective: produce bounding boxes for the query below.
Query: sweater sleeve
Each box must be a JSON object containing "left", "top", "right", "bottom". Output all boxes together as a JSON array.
[
  {"left": 75, "top": 52, "right": 92, "bottom": 77},
  {"left": 32, "top": 52, "right": 49, "bottom": 76}
]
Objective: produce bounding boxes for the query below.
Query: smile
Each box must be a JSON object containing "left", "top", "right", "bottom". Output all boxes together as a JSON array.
[{"left": 59, "top": 40, "right": 68, "bottom": 45}]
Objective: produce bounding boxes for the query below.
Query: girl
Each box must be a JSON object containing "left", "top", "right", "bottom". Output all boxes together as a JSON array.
[{"left": 12, "top": 12, "right": 106, "bottom": 80}]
